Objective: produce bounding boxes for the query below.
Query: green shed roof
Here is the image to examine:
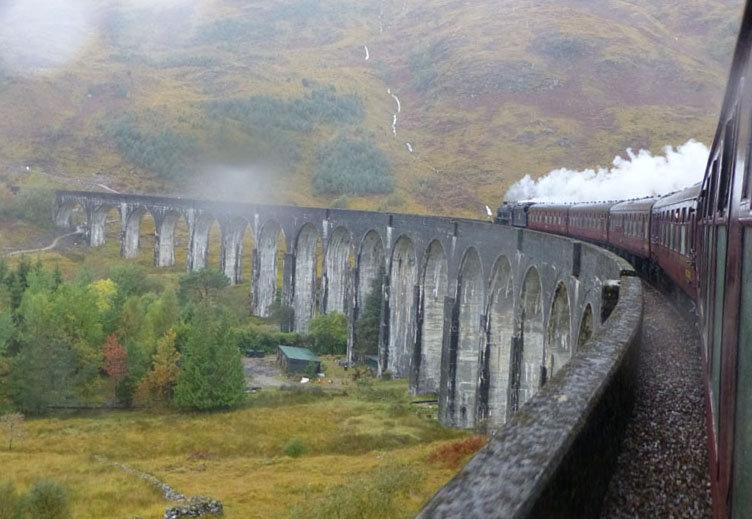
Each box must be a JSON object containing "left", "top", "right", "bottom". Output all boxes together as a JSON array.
[{"left": 277, "top": 346, "right": 320, "bottom": 362}]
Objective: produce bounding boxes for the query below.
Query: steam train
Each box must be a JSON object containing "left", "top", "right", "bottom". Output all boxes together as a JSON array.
[{"left": 496, "top": 2, "right": 752, "bottom": 515}]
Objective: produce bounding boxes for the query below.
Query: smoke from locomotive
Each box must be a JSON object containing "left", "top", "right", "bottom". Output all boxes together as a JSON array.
[{"left": 504, "top": 139, "right": 709, "bottom": 203}]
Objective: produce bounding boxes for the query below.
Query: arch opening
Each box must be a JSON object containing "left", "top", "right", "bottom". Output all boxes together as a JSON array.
[
  {"left": 454, "top": 248, "right": 484, "bottom": 428},
  {"left": 254, "top": 220, "right": 285, "bottom": 318},
  {"left": 55, "top": 201, "right": 86, "bottom": 229},
  {"left": 353, "top": 230, "right": 385, "bottom": 363},
  {"left": 156, "top": 211, "right": 187, "bottom": 268},
  {"left": 89, "top": 205, "right": 120, "bottom": 248},
  {"left": 293, "top": 223, "right": 322, "bottom": 332},
  {"left": 519, "top": 267, "right": 544, "bottom": 407},
  {"left": 120, "top": 207, "right": 148, "bottom": 259},
  {"left": 207, "top": 220, "right": 223, "bottom": 273},
  {"left": 220, "top": 218, "right": 253, "bottom": 286},
  {"left": 388, "top": 235, "right": 417, "bottom": 378},
  {"left": 578, "top": 304, "right": 594, "bottom": 349},
  {"left": 324, "top": 226, "right": 353, "bottom": 315},
  {"left": 188, "top": 213, "right": 216, "bottom": 271},
  {"left": 415, "top": 240, "right": 447, "bottom": 395},
  {"left": 546, "top": 282, "right": 572, "bottom": 379},
  {"left": 486, "top": 255, "right": 514, "bottom": 428}
]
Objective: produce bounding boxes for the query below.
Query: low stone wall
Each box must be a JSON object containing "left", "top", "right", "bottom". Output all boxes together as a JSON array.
[{"left": 419, "top": 265, "right": 643, "bottom": 518}]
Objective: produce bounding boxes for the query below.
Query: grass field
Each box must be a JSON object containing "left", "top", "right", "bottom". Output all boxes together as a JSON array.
[
  {"left": 1, "top": 378, "right": 482, "bottom": 519},
  {"left": 0, "top": 215, "right": 487, "bottom": 519}
]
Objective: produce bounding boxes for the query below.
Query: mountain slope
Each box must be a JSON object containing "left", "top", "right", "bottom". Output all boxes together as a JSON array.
[{"left": 0, "top": 0, "right": 743, "bottom": 216}]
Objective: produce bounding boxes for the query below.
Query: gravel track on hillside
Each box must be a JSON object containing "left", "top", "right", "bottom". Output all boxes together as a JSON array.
[{"left": 600, "top": 284, "right": 711, "bottom": 518}]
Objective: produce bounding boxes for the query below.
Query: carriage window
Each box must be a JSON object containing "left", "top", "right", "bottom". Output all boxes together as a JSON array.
[
  {"left": 663, "top": 219, "right": 668, "bottom": 246},
  {"left": 671, "top": 223, "right": 676, "bottom": 251},
  {"left": 711, "top": 226, "right": 727, "bottom": 440},
  {"left": 709, "top": 159, "right": 719, "bottom": 218},
  {"left": 681, "top": 226, "right": 687, "bottom": 255},
  {"left": 719, "top": 111, "right": 739, "bottom": 213}
]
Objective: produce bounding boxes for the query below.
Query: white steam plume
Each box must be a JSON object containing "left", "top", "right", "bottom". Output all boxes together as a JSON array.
[{"left": 505, "top": 140, "right": 709, "bottom": 203}]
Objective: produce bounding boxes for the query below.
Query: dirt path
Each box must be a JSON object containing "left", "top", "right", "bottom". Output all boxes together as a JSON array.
[
  {"left": 600, "top": 284, "right": 711, "bottom": 518},
  {"left": 5, "top": 230, "right": 82, "bottom": 257}
]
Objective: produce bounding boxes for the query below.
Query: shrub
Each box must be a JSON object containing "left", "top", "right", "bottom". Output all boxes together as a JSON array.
[
  {"left": 308, "top": 312, "right": 347, "bottom": 355},
  {"left": 290, "top": 462, "right": 422, "bottom": 519},
  {"left": 205, "top": 86, "right": 363, "bottom": 134},
  {"left": 313, "top": 137, "right": 393, "bottom": 196},
  {"left": 3, "top": 187, "right": 55, "bottom": 228},
  {"left": 102, "top": 118, "right": 194, "bottom": 180},
  {"left": 283, "top": 438, "right": 308, "bottom": 458},
  {"left": 23, "top": 480, "right": 71, "bottom": 519},
  {"left": 428, "top": 436, "right": 488, "bottom": 468},
  {"left": 0, "top": 482, "right": 22, "bottom": 519}
]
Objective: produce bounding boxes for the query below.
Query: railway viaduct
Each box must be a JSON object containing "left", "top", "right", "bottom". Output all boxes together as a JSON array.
[{"left": 55, "top": 190, "right": 642, "bottom": 516}]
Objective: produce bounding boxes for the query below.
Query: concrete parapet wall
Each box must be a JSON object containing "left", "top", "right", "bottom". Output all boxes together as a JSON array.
[{"left": 419, "top": 273, "right": 643, "bottom": 518}]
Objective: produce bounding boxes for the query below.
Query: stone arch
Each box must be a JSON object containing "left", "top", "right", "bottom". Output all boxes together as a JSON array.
[
  {"left": 577, "top": 304, "right": 594, "bottom": 349},
  {"left": 89, "top": 204, "right": 120, "bottom": 247},
  {"left": 220, "top": 217, "right": 253, "bottom": 285},
  {"left": 207, "top": 220, "right": 223, "bottom": 272},
  {"left": 485, "top": 255, "right": 515, "bottom": 428},
  {"left": 519, "top": 266, "right": 544, "bottom": 406},
  {"left": 388, "top": 235, "right": 418, "bottom": 377},
  {"left": 357, "top": 230, "right": 385, "bottom": 310},
  {"left": 414, "top": 239, "right": 448, "bottom": 394},
  {"left": 122, "top": 207, "right": 150, "bottom": 259},
  {"left": 324, "top": 226, "right": 353, "bottom": 315},
  {"left": 55, "top": 200, "right": 85, "bottom": 229},
  {"left": 454, "top": 247, "right": 484, "bottom": 428},
  {"left": 254, "top": 220, "right": 285, "bottom": 318},
  {"left": 545, "top": 282, "right": 572, "bottom": 379},
  {"left": 155, "top": 210, "right": 187, "bottom": 268},
  {"left": 188, "top": 212, "right": 216, "bottom": 271},
  {"left": 293, "top": 223, "right": 321, "bottom": 332}
]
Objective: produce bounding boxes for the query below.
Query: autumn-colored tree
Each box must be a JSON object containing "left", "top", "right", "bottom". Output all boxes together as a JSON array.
[
  {"left": 103, "top": 335, "right": 127, "bottom": 380},
  {"left": 134, "top": 330, "right": 181, "bottom": 406},
  {"left": 102, "top": 335, "right": 128, "bottom": 407}
]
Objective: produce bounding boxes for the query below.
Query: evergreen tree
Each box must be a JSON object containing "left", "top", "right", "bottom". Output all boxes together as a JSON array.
[
  {"left": 174, "top": 306, "right": 245, "bottom": 410},
  {"left": 354, "top": 267, "right": 384, "bottom": 360},
  {"left": 178, "top": 269, "right": 230, "bottom": 303},
  {"left": 10, "top": 337, "right": 76, "bottom": 413}
]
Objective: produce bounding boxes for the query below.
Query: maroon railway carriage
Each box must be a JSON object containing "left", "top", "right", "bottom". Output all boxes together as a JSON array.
[
  {"left": 694, "top": 1, "right": 752, "bottom": 516},
  {"left": 527, "top": 204, "right": 569, "bottom": 235},
  {"left": 608, "top": 197, "right": 655, "bottom": 262},
  {"left": 649, "top": 184, "right": 700, "bottom": 299},
  {"left": 567, "top": 202, "right": 614, "bottom": 245}
]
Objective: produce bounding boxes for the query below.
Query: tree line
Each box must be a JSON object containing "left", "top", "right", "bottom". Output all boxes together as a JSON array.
[{"left": 0, "top": 259, "right": 362, "bottom": 415}]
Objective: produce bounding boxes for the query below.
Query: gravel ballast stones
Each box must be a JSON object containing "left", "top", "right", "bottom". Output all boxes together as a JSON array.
[{"left": 600, "top": 285, "right": 711, "bottom": 518}]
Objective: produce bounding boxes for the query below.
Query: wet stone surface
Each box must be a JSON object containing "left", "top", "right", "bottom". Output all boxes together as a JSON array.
[{"left": 600, "top": 285, "right": 711, "bottom": 518}]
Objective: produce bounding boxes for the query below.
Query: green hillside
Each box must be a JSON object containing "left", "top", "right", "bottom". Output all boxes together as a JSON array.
[{"left": 0, "top": 0, "right": 744, "bottom": 217}]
